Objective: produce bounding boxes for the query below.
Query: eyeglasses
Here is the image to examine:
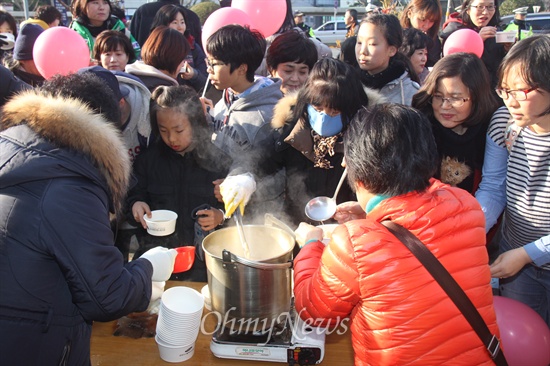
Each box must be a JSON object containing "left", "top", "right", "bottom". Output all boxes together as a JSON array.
[
  {"left": 205, "top": 58, "right": 225, "bottom": 69},
  {"left": 431, "top": 95, "right": 471, "bottom": 107},
  {"left": 495, "top": 87, "right": 537, "bottom": 101},
  {"left": 470, "top": 4, "right": 496, "bottom": 11}
]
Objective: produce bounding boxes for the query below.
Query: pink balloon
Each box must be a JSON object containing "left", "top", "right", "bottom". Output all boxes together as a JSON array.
[
  {"left": 33, "top": 27, "right": 90, "bottom": 80},
  {"left": 232, "top": 0, "right": 287, "bottom": 38},
  {"left": 201, "top": 8, "right": 252, "bottom": 49},
  {"left": 493, "top": 296, "right": 550, "bottom": 366},
  {"left": 443, "top": 28, "right": 484, "bottom": 58}
]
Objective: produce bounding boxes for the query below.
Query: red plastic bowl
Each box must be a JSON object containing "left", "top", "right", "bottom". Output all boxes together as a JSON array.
[{"left": 173, "top": 247, "right": 196, "bottom": 273}]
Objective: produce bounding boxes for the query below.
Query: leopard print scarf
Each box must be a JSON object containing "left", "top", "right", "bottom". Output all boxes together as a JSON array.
[{"left": 312, "top": 130, "right": 343, "bottom": 169}]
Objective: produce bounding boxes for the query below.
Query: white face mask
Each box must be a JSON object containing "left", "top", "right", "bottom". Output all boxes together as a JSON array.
[{"left": 0, "top": 32, "right": 15, "bottom": 51}]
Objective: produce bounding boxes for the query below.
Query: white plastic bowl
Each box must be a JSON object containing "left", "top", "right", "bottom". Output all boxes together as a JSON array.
[
  {"left": 317, "top": 224, "right": 338, "bottom": 245},
  {"left": 155, "top": 335, "right": 195, "bottom": 363},
  {"left": 161, "top": 287, "right": 204, "bottom": 314},
  {"left": 495, "top": 31, "right": 516, "bottom": 43},
  {"left": 144, "top": 210, "right": 178, "bottom": 236}
]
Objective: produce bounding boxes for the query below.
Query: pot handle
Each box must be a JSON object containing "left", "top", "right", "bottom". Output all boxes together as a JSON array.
[{"left": 222, "top": 250, "right": 293, "bottom": 270}]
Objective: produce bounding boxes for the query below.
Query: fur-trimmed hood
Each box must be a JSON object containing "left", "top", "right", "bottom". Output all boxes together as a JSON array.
[
  {"left": 271, "top": 87, "right": 386, "bottom": 129},
  {"left": 0, "top": 90, "right": 131, "bottom": 215}
]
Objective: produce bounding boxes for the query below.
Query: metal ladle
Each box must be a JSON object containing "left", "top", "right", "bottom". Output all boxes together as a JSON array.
[
  {"left": 233, "top": 210, "right": 250, "bottom": 258},
  {"left": 305, "top": 168, "right": 348, "bottom": 222}
]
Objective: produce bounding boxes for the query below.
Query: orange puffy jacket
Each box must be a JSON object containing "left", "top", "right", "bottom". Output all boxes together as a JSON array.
[{"left": 294, "top": 179, "right": 500, "bottom": 365}]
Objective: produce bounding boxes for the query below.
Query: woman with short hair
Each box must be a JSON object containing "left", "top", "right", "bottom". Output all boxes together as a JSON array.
[
  {"left": 150, "top": 4, "right": 207, "bottom": 93},
  {"left": 265, "top": 30, "right": 317, "bottom": 95},
  {"left": 439, "top": 0, "right": 505, "bottom": 89},
  {"left": 412, "top": 52, "right": 498, "bottom": 194},
  {"left": 93, "top": 30, "right": 136, "bottom": 71},
  {"left": 476, "top": 35, "right": 550, "bottom": 326},
  {"left": 70, "top": 0, "right": 140, "bottom": 59},
  {"left": 125, "top": 26, "right": 189, "bottom": 93},
  {"left": 399, "top": 0, "right": 442, "bottom": 67},
  {"left": 293, "top": 103, "right": 500, "bottom": 365}
]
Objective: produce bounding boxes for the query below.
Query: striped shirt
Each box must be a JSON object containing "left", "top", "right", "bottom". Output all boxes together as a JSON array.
[{"left": 487, "top": 110, "right": 550, "bottom": 269}]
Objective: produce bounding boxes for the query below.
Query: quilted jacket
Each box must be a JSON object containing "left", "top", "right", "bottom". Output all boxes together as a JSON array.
[
  {"left": 294, "top": 179, "right": 500, "bottom": 365},
  {"left": 0, "top": 91, "right": 153, "bottom": 365}
]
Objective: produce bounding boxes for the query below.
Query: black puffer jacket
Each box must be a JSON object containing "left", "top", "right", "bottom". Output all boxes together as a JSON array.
[
  {"left": 126, "top": 139, "right": 229, "bottom": 281},
  {"left": 0, "top": 91, "right": 153, "bottom": 365},
  {"left": 270, "top": 89, "right": 385, "bottom": 225}
]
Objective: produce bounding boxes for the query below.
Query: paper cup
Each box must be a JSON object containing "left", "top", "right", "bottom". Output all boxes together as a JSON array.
[{"left": 156, "top": 335, "right": 195, "bottom": 363}]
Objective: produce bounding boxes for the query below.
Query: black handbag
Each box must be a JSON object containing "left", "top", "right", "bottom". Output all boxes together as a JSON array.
[{"left": 381, "top": 220, "right": 508, "bottom": 366}]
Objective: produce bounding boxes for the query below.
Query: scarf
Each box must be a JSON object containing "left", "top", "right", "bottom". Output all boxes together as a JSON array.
[
  {"left": 312, "top": 130, "right": 343, "bottom": 169},
  {"left": 360, "top": 58, "right": 406, "bottom": 90}
]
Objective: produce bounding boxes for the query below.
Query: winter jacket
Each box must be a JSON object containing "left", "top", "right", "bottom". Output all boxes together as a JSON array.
[
  {"left": 503, "top": 20, "right": 533, "bottom": 40},
  {"left": 379, "top": 71, "right": 419, "bottom": 106},
  {"left": 346, "top": 22, "right": 359, "bottom": 38},
  {"left": 126, "top": 140, "right": 229, "bottom": 281},
  {"left": 0, "top": 91, "right": 153, "bottom": 366},
  {"left": 0, "top": 64, "right": 30, "bottom": 106},
  {"left": 427, "top": 35, "right": 442, "bottom": 67},
  {"left": 19, "top": 18, "right": 49, "bottom": 30},
  {"left": 270, "top": 88, "right": 385, "bottom": 224},
  {"left": 177, "top": 34, "right": 208, "bottom": 94},
  {"left": 70, "top": 16, "right": 141, "bottom": 60},
  {"left": 210, "top": 77, "right": 285, "bottom": 219},
  {"left": 113, "top": 71, "right": 152, "bottom": 161},
  {"left": 294, "top": 179, "right": 500, "bottom": 366},
  {"left": 129, "top": 0, "right": 202, "bottom": 48},
  {"left": 10, "top": 65, "right": 45, "bottom": 87},
  {"left": 125, "top": 60, "right": 178, "bottom": 92},
  {"left": 211, "top": 77, "right": 283, "bottom": 155}
]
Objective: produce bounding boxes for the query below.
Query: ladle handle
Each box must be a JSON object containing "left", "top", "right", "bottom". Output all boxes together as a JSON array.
[{"left": 332, "top": 168, "right": 348, "bottom": 200}]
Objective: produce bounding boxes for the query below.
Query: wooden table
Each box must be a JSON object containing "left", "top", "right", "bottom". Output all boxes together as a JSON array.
[{"left": 91, "top": 281, "right": 354, "bottom": 365}]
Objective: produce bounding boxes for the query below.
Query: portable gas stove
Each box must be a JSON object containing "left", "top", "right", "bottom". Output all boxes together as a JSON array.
[{"left": 210, "top": 303, "right": 325, "bottom": 365}]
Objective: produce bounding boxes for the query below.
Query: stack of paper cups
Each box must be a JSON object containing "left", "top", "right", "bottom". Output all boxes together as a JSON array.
[{"left": 155, "top": 286, "right": 204, "bottom": 362}]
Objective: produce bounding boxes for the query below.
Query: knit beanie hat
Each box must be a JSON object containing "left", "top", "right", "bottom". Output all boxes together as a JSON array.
[
  {"left": 78, "top": 66, "right": 128, "bottom": 101},
  {"left": 14, "top": 24, "right": 44, "bottom": 61}
]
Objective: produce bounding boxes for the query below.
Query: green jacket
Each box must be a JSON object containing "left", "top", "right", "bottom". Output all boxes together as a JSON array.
[
  {"left": 504, "top": 21, "right": 533, "bottom": 41},
  {"left": 70, "top": 17, "right": 141, "bottom": 59}
]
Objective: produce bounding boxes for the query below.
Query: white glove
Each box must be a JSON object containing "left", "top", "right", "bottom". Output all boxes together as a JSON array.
[
  {"left": 147, "top": 281, "right": 165, "bottom": 314},
  {"left": 140, "top": 247, "right": 177, "bottom": 281},
  {"left": 220, "top": 173, "right": 256, "bottom": 218}
]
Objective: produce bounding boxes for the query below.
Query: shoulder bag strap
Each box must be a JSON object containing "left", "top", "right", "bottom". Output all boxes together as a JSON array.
[{"left": 381, "top": 220, "right": 507, "bottom": 366}]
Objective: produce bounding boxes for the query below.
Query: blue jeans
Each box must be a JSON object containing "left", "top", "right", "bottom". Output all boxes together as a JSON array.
[{"left": 500, "top": 261, "right": 550, "bottom": 327}]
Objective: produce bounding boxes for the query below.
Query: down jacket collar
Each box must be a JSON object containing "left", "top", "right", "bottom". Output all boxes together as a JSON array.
[
  {"left": 271, "top": 86, "right": 386, "bottom": 129},
  {"left": 0, "top": 91, "right": 131, "bottom": 215},
  {"left": 271, "top": 87, "right": 386, "bottom": 156}
]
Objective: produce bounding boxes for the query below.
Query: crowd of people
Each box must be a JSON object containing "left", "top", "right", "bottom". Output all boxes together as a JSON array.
[{"left": 0, "top": 0, "right": 549, "bottom": 365}]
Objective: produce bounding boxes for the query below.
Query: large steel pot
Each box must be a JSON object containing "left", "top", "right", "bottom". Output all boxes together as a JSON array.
[{"left": 202, "top": 225, "right": 294, "bottom": 330}]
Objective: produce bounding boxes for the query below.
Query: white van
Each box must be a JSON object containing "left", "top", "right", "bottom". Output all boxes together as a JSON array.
[{"left": 314, "top": 20, "right": 347, "bottom": 46}]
